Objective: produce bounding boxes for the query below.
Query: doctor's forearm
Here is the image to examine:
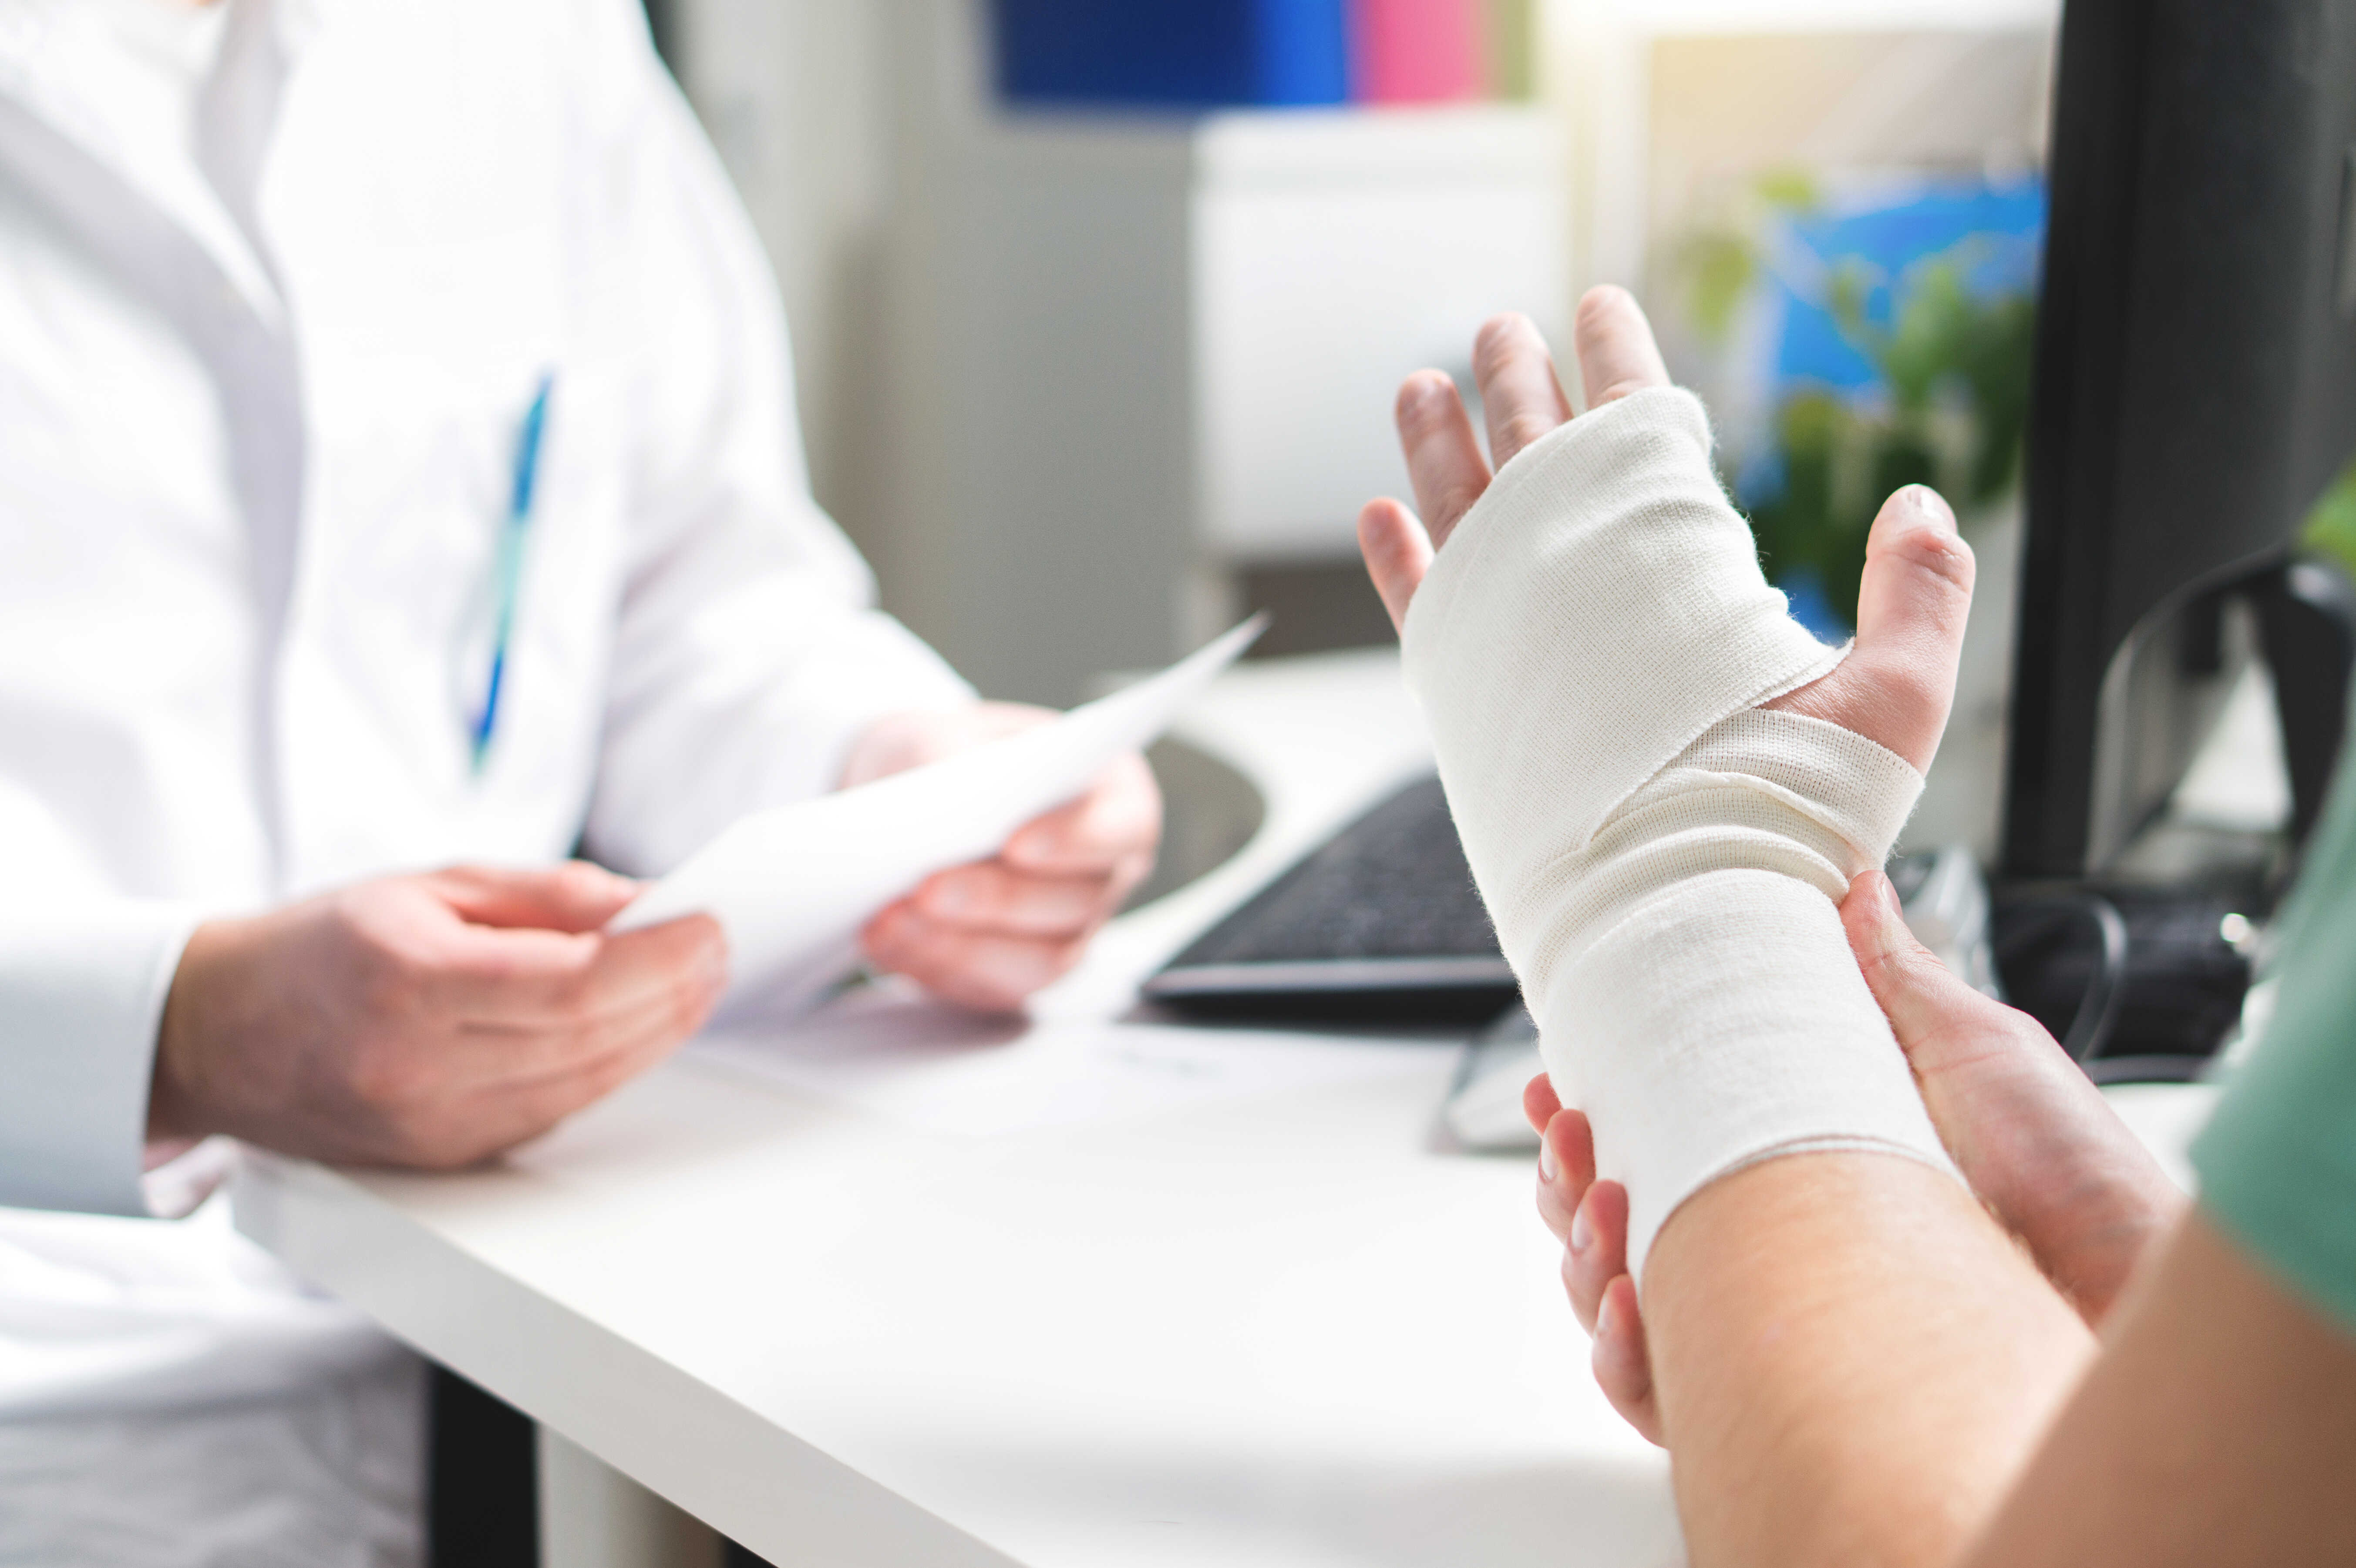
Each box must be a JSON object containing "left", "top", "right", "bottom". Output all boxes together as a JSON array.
[{"left": 1641, "top": 1151, "right": 2092, "bottom": 1568}]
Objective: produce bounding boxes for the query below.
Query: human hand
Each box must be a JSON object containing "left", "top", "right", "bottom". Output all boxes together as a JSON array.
[
  {"left": 1530, "top": 868, "right": 2186, "bottom": 1445},
  {"left": 150, "top": 864, "right": 727, "bottom": 1168},
  {"left": 844, "top": 703, "right": 1161, "bottom": 1011},
  {"left": 1358, "top": 287, "right": 1977, "bottom": 774}
]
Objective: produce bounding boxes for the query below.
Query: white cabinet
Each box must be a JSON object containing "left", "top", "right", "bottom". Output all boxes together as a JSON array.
[
  {"left": 881, "top": 6, "right": 1566, "bottom": 702},
  {"left": 1189, "top": 113, "right": 1566, "bottom": 561}
]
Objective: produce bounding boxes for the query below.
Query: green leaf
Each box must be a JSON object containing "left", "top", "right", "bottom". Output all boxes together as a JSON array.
[{"left": 2305, "top": 459, "right": 2356, "bottom": 582}]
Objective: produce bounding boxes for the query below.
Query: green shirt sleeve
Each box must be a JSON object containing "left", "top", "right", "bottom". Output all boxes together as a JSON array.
[{"left": 2192, "top": 718, "right": 2356, "bottom": 1336}]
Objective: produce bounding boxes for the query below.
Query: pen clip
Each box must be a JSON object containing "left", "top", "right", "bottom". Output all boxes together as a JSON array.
[{"left": 470, "top": 371, "right": 555, "bottom": 776}]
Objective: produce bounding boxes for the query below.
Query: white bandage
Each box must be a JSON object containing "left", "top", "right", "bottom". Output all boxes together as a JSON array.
[{"left": 1403, "top": 387, "right": 1957, "bottom": 1278}]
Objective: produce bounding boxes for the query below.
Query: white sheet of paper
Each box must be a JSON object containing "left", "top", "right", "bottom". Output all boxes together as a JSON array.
[
  {"left": 611, "top": 618, "right": 1265, "bottom": 1012},
  {"left": 690, "top": 985, "right": 1456, "bottom": 1136}
]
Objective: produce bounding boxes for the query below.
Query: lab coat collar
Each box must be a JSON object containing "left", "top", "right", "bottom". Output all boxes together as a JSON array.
[{"left": 0, "top": 0, "right": 323, "bottom": 331}]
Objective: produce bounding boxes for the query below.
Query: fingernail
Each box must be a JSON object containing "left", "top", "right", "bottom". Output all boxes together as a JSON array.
[
  {"left": 1594, "top": 1282, "right": 1617, "bottom": 1336},
  {"left": 1570, "top": 1202, "right": 1592, "bottom": 1257},
  {"left": 931, "top": 883, "right": 969, "bottom": 916},
  {"left": 1538, "top": 1138, "right": 1558, "bottom": 1184},
  {"left": 1399, "top": 371, "right": 1454, "bottom": 419},
  {"left": 1870, "top": 868, "right": 1905, "bottom": 921},
  {"left": 1906, "top": 484, "right": 1958, "bottom": 534}
]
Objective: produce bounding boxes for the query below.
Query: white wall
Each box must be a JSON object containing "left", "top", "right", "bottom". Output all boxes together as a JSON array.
[
  {"left": 662, "top": 0, "right": 899, "bottom": 564},
  {"left": 659, "top": 0, "right": 2061, "bottom": 703}
]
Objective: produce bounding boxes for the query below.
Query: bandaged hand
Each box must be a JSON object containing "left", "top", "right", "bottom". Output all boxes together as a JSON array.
[
  {"left": 845, "top": 705, "right": 1161, "bottom": 1011},
  {"left": 1358, "top": 290, "right": 1979, "bottom": 1278}
]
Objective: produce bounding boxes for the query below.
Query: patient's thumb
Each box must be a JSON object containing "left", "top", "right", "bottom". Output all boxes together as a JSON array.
[{"left": 1844, "top": 487, "right": 1975, "bottom": 772}]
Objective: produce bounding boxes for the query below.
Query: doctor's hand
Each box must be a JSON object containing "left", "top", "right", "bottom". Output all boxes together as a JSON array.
[
  {"left": 844, "top": 705, "right": 1161, "bottom": 1012},
  {"left": 1529, "top": 867, "right": 2185, "bottom": 1447},
  {"left": 1358, "top": 289, "right": 1976, "bottom": 776},
  {"left": 149, "top": 864, "right": 726, "bottom": 1168}
]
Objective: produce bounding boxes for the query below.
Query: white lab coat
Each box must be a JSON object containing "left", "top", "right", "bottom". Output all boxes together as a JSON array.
[{"left": 0, "top": 0, "right": 970, "bottom": 1555}]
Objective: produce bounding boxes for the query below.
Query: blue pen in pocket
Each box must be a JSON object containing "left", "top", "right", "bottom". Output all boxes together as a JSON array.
[{"left": 471, "top": 372, "right": 552, "bottom": 775}]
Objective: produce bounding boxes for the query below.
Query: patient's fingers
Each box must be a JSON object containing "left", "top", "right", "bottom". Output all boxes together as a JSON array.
[
  {"left": 1395, "top": 370, "right": 1491, "bottom": 548},
  {"left": 1571, "top": 286, "right": 1671, "bottom": 411},
  {"left": 1366, "top": 295, "right": 1660, "bottom": 628},
  {"left": 1358, "top": 498, "right": 1434, "bottom": 632},
  {"left": 1473, "top": 313, "right": 1576, "bottom": 470}
]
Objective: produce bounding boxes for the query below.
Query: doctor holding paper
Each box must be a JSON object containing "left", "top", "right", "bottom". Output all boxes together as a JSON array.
[{"left": 0, "top": 0, "right": 1154, "bottom": 1558}]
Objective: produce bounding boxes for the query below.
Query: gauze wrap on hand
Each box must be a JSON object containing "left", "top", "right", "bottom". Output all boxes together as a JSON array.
[{"left": 1402, "top": 386, "right": 1958, "bottom": 1279}]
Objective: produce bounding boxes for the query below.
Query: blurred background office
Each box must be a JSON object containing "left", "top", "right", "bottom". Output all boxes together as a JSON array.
[
  {"left": 387, "top": 7, "right": 2356, "bottom": 1559},
  {"left": 645, "top": 7, "right": 2045, "bottom": 664},
  {"left": 645, "top": 0, "right": 2077, "bottom": 853},
  {"left": 640, "top": 0, "right": 2349, "bottom": 1085}
]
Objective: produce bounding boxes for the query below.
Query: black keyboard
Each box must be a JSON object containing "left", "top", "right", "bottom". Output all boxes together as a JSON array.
[{"left": 1142, "top": 773, "right": 1518, "bottom": 1023}]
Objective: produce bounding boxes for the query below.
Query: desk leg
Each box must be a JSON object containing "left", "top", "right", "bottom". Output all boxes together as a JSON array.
[{"left": 536, "top": 1427, "right": 723, "bottom": 1568}]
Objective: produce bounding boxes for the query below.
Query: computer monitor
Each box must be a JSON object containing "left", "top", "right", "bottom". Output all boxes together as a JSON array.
[{"left": 2003, "top": 0, "right": 2356, "bottom": 882}]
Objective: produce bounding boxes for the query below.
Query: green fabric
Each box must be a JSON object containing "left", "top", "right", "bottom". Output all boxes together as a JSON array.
[{"left": 2193, "top": 712, "right": 2356, "bottom": 1334}]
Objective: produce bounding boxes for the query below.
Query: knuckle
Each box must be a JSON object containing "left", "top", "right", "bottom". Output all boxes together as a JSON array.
[
  {"left": 1886, "top": 519, "right": 1976, "bottom": 591},
  {"left": 1498, "top": 410, "right": 1557, "bottom": 455},
  {"left": 1878, "top": 667, "right": 1947, "bottom": 726},
  {"left": 539, "top": 969, "right": 594, "bottom": 1020},
  {"left": 1435, "top": 479, "right": 1486, "bottom": 524},
  {"left": 347, "top": 1040, "right": 425, "bottom": 1110},
  {"left": 1854, "top": 935, "right": 1915, "bottom": 993},
  {"left": 354, "top": 931, "right": 444, "bottom": 1014},
  {"left": 356, "top": 958, "right": 416, "bottom": 1022}
]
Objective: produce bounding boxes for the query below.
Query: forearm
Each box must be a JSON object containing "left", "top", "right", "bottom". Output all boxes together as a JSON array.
[
  {"left": 1387, "top": 322, "right": 2100, "bottom": 1560},
  {"left": 1958, "top": 1211, "right": 2356, "bottom": 1568},
  {"left": 1646, "top": 1152, "right": 2093, "bottom": 1568}
]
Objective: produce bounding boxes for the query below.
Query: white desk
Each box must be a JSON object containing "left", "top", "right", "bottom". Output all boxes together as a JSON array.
[
  {"left": 234, "top": 649, "right": 1688, "bottom": 1568},
  {"left": 232, "top": 648, "right": 2217, "bottom": 1568}
]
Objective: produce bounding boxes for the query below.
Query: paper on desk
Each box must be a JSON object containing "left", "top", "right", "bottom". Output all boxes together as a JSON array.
[{"left": 612, "top": 617, "right": 1266, "bottom": 1012}]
